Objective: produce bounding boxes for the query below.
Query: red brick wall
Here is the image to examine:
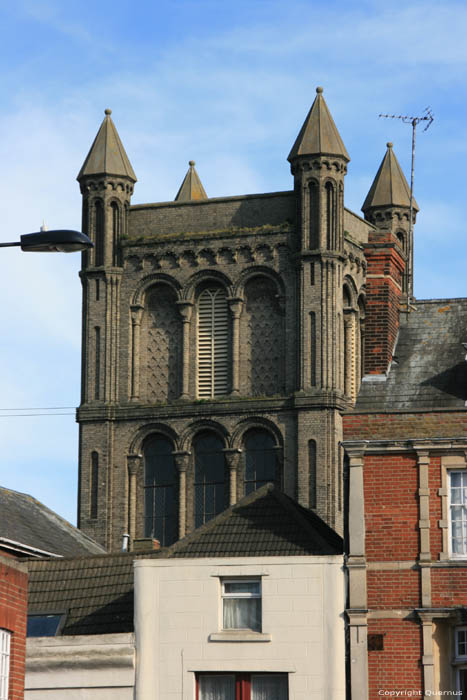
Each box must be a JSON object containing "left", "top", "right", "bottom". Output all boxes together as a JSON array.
[
  {"left": 432, "top": 569, "right": 467, "bottom": 607},
  {"left": 367, "top": 618, "right": 422, "bottom": 699},
  {"left": 343, "top": 411, "right": 467, "bottom": 440},
  {"left": 363, "top": 244, "right": 404, "bottom": 375},
  {"left": 367, "top": 570, "right": 420, "bottom": 608},
  {"left": 364, "top": 454, "right": 419, "bottom": 561},
  {"left": 0, "top": 556, "right": 27, "bottom": 700}
]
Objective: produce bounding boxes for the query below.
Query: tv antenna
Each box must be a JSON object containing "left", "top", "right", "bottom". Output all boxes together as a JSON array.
[{"left": 378, "top": 107, "right": 434, "bottom": 310}]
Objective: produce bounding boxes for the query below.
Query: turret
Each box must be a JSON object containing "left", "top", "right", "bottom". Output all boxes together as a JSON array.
[
  {"left": 362, "top": 142, "right": 419, "bottom": 375},
  {"left": 174, "top": 160, "right": 207, "bottom": 201},
  {"left": 288, "top": 86, "right": 350, "bottom": 254},
  {"left": 77, "top": 109, "right": 136, "bottom": 269}
]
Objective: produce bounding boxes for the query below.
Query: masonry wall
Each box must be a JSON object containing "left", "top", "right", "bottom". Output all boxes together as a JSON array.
[
  {"left": 134, "top": 556, "right": 345, "bottom": 700},
  {"left": 0, "top": 554, "right": 28, "bottom": 700}
]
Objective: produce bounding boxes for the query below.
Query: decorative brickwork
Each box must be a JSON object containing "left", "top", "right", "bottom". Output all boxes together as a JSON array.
[
  {"left": 144, "top": 285, "right": 181, "bottom": 402},
  {"left": 0, "top": 556, "right": 27, "bottom": 700}
]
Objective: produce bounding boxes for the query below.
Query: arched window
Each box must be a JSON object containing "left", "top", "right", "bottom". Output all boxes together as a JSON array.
[
  {"left": 244, "top": 429, "right": 278, "bottom": 495},
  {"left": 325, "top": 182, "right": 336, "bottom": 249},
  {"left": 94, "top": 200, "right": 104, "bottom": 266},
  {"left": 111, "top": 202, "right": 122, "bottom": 267},
  {"left": 90, "top": 451, "right": 99, "bottom": 519},
  {"left": 197, "top": 286, "right": 230, "bottom": 398},
  {"left": 144, "top": 436, "right": 177, "bottom": 546},
  {"left": 309, "top": 180, "right": 319, "bottom": 249},
  {"left": 194, "top": 432, "right": 227, "bottom": 527}
]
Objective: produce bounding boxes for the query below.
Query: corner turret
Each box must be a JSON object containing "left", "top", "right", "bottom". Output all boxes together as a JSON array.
[{"left": 175, "top": 161, "right": 207, "bottom": 201}]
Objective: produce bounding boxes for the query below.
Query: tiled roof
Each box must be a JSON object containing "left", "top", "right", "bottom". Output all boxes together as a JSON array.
[
  {"left": 167, "top": 483, "right": 343, "bottom": 558},
  {"left": 356, "top": 298, "right": 467, "bottom": 411},
  {"left": 28, "top": 553, "right": 137, "bottom": 635},
  {"left": 27, "top": 486, "right": 342, "bottom": 635},
  {"left": 0, "top": 487, "right": 105, "bottom": 558}
]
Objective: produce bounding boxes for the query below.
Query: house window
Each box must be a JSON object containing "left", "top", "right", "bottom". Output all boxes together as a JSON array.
[
  {"left": 27, "top": 614, "right": 65, "bottom": 637},
  {"left": 197, "top": 674, "right": 287, "bottom": 700},
  {"left": 144, "top": 436, "right": 177, "bottom": 546},
  {"left": 0, "top": 630, "right": 10, "bottom": 700},
  {"left": 450, "top": 471, "right": 467, "bottom": 556},
  {"left": 454, "top": 628, "right": 467, "bottom": 695},
  {"left": 197, "top": 287, "right": 230, "bottom": 398},
  {"left": 222, "top": 579, "right": 261, "bottom": 632}
]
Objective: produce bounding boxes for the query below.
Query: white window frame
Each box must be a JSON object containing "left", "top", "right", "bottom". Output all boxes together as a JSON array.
[
  {"left": 0, "top": 629, "right": 10, "bottom": 700},
  {"left": 448, "top": 470, "right": 467, "bottom": 559},
  {"left": 221, "top": 578, "right": 261, "bottom": 632},
  {"left": 454, "top": 627, "right": 467, "bottom": 695}
]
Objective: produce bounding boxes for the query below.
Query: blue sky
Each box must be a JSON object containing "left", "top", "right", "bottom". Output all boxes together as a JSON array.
[{"left": 0, "top": 0, "right": 465, "bottom": 526}]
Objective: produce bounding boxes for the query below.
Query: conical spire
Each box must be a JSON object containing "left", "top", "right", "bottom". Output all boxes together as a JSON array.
[
  {"left": 288, "top": 87, "right": 350, "bottom": 162},
  {"left": 362, "top": 142, "right": 418, "bottom": 214},
  {"left": 174, "top": 161, "right": 207, "bottom": 202},
  {"left": 77, "top": 109, "right": 136, "bottom": 182}
]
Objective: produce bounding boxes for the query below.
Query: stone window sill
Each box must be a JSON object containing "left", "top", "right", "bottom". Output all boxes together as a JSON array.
[{"left": 209, "top": 631, "right": 271, "bottom": 643}]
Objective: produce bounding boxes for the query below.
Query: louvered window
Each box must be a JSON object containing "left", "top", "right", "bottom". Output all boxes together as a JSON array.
[
  {"left": 197, "top": 287, "right": 230, "bottom": 398},
  {"left": 0, "top": 630, "right": 10, "bottom": 700}
]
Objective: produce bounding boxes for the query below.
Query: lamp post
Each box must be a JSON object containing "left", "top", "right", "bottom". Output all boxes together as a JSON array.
[{"left": 0, "top": 229, "right": 93, "bottom": 253}]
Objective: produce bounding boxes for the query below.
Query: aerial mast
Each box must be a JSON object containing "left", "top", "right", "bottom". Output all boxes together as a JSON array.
[{"left": 378, "top": 107, "right": 434, "bottom": 309}]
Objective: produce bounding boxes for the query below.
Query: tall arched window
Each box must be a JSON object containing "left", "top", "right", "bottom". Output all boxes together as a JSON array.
[
  {"left": 94, "top": 200, "right": 104, "bottom": 266},
  {"left": 309, "top": 180, "right": 319, "bottom": 249},
  {"left": 144, "top": 436, "right": 177, "bottom": 546},
  {"left": 194, "top": 432, "right": 227, "bottom": 527},
  {"left": 111, "top": 202, "right": 122, "bottom": 267},
  {"left": 244, "top": 429, "right": 278, "bottom": 495},
  {"left": 326, "top": 182, "right": 336, "bottom": 249},
  {"left": 197, "top": 287, "right": 230, "bottom": 398}
]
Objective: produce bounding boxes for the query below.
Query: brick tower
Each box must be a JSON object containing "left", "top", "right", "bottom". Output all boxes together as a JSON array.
[{"left": 77, "top": 90, "right": 369, "bottom": 551}]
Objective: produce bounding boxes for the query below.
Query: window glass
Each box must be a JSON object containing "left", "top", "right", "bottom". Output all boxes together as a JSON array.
[
  {"left": 222, "top": 578, "right": 261, "bottom": 632},
  {"left": 198, "top": 675, "right": 235, "bottom": 700},
  {"left": 0, "top": 630, "right": 10, "bottom": 700},
  {"left": 144, "top": 436, "right": 177, "bottom": 546},
  {"left": 451, "top": 471, "right": 467, "bottom": 556},
  {"left": 194, "top": 433, "right": 226, "bottom": 528},
  {"left": 27, "top": 615, "right": 63, "bottom": 637},
  {"left": 251, "top": 674, "right": 288, "bottom": 700},
  {"left": 244, "top": 429, "right": 277, "bottom": 494},
  {"left": 197, "top": 674, "right": 287, "bottom": 700}
]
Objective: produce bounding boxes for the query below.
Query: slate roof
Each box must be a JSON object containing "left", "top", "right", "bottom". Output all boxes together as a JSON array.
[
  {"left": 0, "top": 487, "right": 105, "bottom": 558},
  {"left": 175, "top": 160, "right": 208, "bottom": 201},
  {"left": 27, "top": 485, "right": 342, "bottom": 635},
  {"left": 168, "top": 483, "right": 343, "bottom": 557},
  {"left": 288, "top": 86, "right": 350, "bottom": 162},
  {"left": 356, "top": 298, "right": 467, "bottom": 411},
  {"left": 362, "top": 142, "right": 419, "bottom": 214},
  {"left": 77, "top": 109, "right": 136, "bottom": 181}
]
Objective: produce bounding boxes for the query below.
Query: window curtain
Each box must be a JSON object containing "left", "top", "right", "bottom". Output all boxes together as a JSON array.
[
  {"left": 223, "top": 598, "right": 261, "bottom": 631},
  {"left": 199, "top": 675, "right": 235, "bottom": 700},
  {"left": 251, "top": 675, "right": 288, "bottom": 700}
]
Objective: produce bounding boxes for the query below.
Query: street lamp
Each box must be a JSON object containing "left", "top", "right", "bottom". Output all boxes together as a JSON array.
[{"left": 0, "top": 229, "right": 93, "bottom": 253}]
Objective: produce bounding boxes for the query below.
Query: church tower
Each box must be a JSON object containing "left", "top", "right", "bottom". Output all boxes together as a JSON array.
[{"left": 77, "top": 92, "right": 368, "bottom": 551}]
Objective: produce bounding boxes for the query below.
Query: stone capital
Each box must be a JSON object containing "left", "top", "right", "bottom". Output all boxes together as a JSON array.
[
  {"left": 130, "top": 304, "right": 144, "bottom": 324},
  {"left": 223, "top": 449, "right": 242, "bottom": 471},
  {"left": 176, "top": 301, "right": 193, "bottom": 322},
  {"left": 173, "top": 451, "right": 190, "bottom": 472},
  {"left": 127, "top": 454, "right": 142, "bottom": 475},
  {"left": 227, "top": 297, "right": 243, "bottom": 318}
]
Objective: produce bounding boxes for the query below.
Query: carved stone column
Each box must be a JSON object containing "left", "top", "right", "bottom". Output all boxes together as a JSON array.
[
  {"left": 228, "top": 298, "right": 243, "bottom": 395},
  {"left": 174, "top": 451, "right": 190, "bottom": 539},
  {"left": 130, "top": 305, "right": 144, "bottom": 400},
  {"left": 224, "top": 449, "right": 241, "bottom": 505},
  {"left": 176, "top": 302, "right": 193, "bottom": 399},
  {"left": 127, "top": 454, "right": 142, "bottom": 542},
  {"left": 344, "top": 310, "right": 356, "bottom": 399}
]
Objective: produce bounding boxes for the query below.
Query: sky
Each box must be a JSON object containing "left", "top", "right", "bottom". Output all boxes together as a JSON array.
[{"left": 0, "top": 0, "right": 465, "bottom": 527}]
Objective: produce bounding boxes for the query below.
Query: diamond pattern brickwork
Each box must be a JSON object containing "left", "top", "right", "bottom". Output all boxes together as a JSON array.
[{"left": 146, "top": 287, "right": 181, "bottom": 402}]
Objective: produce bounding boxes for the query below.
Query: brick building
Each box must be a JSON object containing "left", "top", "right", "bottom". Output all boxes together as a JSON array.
[{"left": 0, "top": 554, "right": 28, "bottom": 700}]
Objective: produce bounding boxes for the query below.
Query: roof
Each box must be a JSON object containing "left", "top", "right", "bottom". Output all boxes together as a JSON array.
[
  {"left": 27, "top": 485, "right": 342, "bottom": 635},
  {"left": 288, "top": 87, "right": 349, "bottom": 162},
  {"left": 174, "top": 161, "right": 208, "bottom": 201},
  {"left": 77, "top": 109, "right": 136, "bottom": 182},
  {"left": 356, "top": 298, "right": 467, "bottom": 411},
  {"left": 28, "top": 552, "right": 137, "bottom": 635},
  {"left": 168, "top": 483, "right": 343, "bottom": 558},
  {"left": 362, "top": 142, "right": 419, "bottom": 213},
  {"left": 0, "top": 487, "right": 105, "bottom": 558}
]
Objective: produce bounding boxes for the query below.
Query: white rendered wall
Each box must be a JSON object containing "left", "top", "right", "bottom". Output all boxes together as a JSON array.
[
  {"left": 25, "top": 633, "right": 135, "bottom": 699},
  {"left": 134, "top": 556, "right": 345, "bottom": 700}
]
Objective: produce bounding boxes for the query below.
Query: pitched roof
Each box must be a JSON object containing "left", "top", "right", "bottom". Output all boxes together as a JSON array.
[
  {"left": 0, "top": 487, "right": 105, "bottom": 558},
  {"left": 27, "top": 486, "right": 342, "bottom": 635},
  {"left": 356, "top": 298, "right": 467, "bottom": 411},
  {"left": 288, "top": 87, "right": 349, "bottom": 162},
  {"left": 174, "top": 161, "right": 208, "bottom": 201},
  {"left": 362, "top": 142, "right": 419, "bottom": 213},
  {"left": 28, "top": 552, "right": 137, "bottom": 635},
  {"left": 167, "top": 483, "right": 343, "bottom": 557},
  {"left": 77, "top": 109, "right": 136, "bottom": 182}
]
